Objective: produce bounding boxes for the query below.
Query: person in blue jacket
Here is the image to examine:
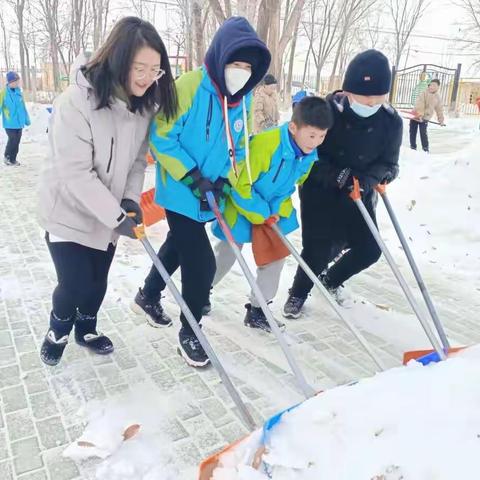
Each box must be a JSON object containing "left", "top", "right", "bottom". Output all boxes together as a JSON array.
[
  {"left": 132, "top": 17, "right": 271, "bottom": 367},
  {"left": 211, "top": 97, "right": 334, "bottom": 332},
  {"left": 1, "top": 71, "right": 30, "bottom": 166}
]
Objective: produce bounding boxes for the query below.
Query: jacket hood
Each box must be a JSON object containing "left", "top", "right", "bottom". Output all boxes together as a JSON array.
[{"left": 204, "top": 16, "right": 271, "bottom": 103}]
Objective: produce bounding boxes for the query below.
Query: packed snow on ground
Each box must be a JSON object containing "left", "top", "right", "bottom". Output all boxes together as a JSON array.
[
  {"left": 4, "top": 105, "right": 479, "bottom": 479},
  {"left": 211, "top": 345, "right": 480, "bottom": 480}
]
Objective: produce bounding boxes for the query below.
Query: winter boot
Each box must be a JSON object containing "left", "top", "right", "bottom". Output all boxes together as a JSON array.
[
  {"left": 74, "top": 312, "right": 114, "bottom": 355},
  {"left": 177, "top": 326, "right": 210, "bottom": 368},
  {"left": 40, "top": 312, "right": 75, "bottom": 366},
  {"left": 244, "top": 303, "right": 285, "bottom": 333},
  {"left": 282, "top": 291, "right": 307, "bottom": 319},
  {"left": 3, "top": 156, "right": 11, "bottom": 166},
  {"left": 131, "top": 288, "right": 173, "bottom": 328}
]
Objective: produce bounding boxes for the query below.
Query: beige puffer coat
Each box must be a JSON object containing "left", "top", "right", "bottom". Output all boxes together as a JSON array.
[
  {"left": 38, "top": 67, "right": 152, "bottom": 251},
  {"left": 253, "top": 85, "right": 280, "bottom": 134}
]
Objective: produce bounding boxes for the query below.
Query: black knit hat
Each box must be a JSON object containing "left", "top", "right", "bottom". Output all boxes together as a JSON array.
[
  {"left": 228, "top": 46, "right": 262, "bottom": 71},
  {"left": 342, "top": 50, "right": 391, "bottom": 96},
  {"left": 263, "top": 74, "right": 277, "bottom": 85}
]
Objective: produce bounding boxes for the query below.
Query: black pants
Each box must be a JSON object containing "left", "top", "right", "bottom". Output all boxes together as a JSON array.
[
  {"left": 409, "top": 120, "right": 429, "bottom": 152},
  {"left": 142, "top": 210, "right": 216, "bottom": 335},
  {"left": 290, "top": 185, "right": 381, "bottom": 298},
  {"left": 46, "top": 234, "right": 116, "bottom": 319},
  {"left": 4, "top": 128, "right": 23, "bottom": 163}
]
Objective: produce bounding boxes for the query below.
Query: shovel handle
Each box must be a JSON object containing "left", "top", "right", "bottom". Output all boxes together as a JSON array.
[
  {"left": 375, "top": 183, "right": 387, "bottom": 195},
  {"left": 126, "top": 212, "right": 146, "bottom": 239}
]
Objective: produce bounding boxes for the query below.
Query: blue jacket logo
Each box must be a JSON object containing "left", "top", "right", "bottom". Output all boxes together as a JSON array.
[{"left": 234, "top": 119, "right": 244, "bottom": 133}]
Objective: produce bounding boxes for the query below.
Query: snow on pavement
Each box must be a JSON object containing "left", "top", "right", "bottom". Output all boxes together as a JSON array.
[{"left": 0, "top": 105, "right": 478, "bottom": 479}]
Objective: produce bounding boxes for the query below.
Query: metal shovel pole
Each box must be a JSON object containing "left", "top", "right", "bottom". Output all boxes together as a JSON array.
[
  {"left": 349, "top": 179, "right": 446, "bottom": 360},
  {"left": 206, "top": 192, "right": 316, "bottom": 399},
  {"left": 376, "top": 184, "right": 450, "bottom": 350},
  {"left": 269, "top": 223, "right": 386, "bottom": 371},
  {"left": 132, "top": 222, "right": 256, "bottom": 430}
]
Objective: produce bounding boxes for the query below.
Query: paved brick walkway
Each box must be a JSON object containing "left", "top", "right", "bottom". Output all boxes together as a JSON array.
[{"left": 0, "top": 134, "right": 478, "bottom": 479}]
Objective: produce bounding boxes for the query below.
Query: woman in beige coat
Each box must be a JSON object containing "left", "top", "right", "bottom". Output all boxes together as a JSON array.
[{"left": 38, "top": 17, "right": 178, "bottom": 366}]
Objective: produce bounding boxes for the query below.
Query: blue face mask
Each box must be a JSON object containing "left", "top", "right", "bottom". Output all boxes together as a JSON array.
[{"left": 350, "top": 100, "right": 382, "bottom": 118}]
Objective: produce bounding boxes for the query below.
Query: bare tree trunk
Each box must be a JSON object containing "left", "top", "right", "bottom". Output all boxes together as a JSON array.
[
  {"left": 192, "top": 1, "right": 204, "bottom": 67},
  {"left": 286, "top": 13, "right": 300, "bottom": 100},
  {"left": 0, "top": 12, "right": 10, "bottom": 70},
  {"left": 92, "top": 0, "right": 110, "bottom": 51},
  {"left": 388, "top": 0, "right": 428, "bottom": 67},
  {"left": 302, "top": 44, "right": 311, "bottom": 87},
  {"left": 207, "top": 0, "right": 227, "bottom": 24}
]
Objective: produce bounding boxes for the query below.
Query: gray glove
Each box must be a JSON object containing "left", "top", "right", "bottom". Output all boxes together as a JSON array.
[
  {"left": 120, "top": 198, "right": 143, "bottom": 225},
  {"left": 114, "top": 216, "right": 137, "bottom": 239}
]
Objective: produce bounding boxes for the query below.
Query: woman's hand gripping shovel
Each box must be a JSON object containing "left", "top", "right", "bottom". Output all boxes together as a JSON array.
[{"left": 125, "top": 213, "right": 256, "bottom": 431}]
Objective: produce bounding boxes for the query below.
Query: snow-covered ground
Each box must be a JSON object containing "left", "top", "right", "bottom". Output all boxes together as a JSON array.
[
  {"left": 0, "top": 105, "right": 479, "bottom": 479},
  {"left": 212, "top": 345, "right": 480, "bottom": 480}
]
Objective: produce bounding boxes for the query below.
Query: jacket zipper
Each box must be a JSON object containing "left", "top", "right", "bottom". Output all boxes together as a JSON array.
[
  {"left": 107, "top": 138, "right": 114, "bottom": 173},
  {"left": 272, "top": 159, "right": 285, "bottom": 183},
  {"left": 206, "top": 96, "right": 213, "bottom": 141}
]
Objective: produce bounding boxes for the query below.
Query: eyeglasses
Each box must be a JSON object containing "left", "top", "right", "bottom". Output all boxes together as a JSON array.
[{"left": 132, "top": 66, "right": 166, "bottom": 81}]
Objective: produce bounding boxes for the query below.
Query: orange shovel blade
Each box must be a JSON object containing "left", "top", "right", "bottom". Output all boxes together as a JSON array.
[
  {"left": 403, "top": 346, "right": 466, "bottom": 365},
  {"left": 140, "top": 188, "right": 165, "bottom": 227}
]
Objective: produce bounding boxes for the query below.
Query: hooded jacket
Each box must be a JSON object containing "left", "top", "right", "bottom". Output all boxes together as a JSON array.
[
  {"left": 212, "top": 122, "right": 318, "bottom": 243},
  {"left": 150, "top": 16, "right": 271, "bottom": 222},
  {"left": 0, "top": 86, "right": 30, "bottom": 129}
]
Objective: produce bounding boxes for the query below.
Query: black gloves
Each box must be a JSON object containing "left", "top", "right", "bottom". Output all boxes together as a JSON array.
[
  {"left": 213, "top": 177, "right": 231, "bottom": 205},
  {"left": 381, "top": 165, "right": 399, "bottom": 184},
  {"left": 120, "top": 199, "right": 142, "bottom": 225},
  {"left": 182, "top": 168, "right": 231, "bottom": 211}
]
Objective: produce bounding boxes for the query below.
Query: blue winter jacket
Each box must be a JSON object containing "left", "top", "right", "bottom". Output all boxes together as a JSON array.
[
  {"left": 0, "top": 87, "right": 30, "bottom": 129},
  {"left": 150, "top": 17, "right": 271, "bottom": 222},
  {"left": 212, "top": 122, "right": 319, "bottom": 243}
]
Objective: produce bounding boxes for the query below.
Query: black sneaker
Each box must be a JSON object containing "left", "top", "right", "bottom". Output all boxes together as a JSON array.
[
  {"left": 244, "top": 303, "right": 285, "bottom": 333},
  {"left": 75, "top": 312, "right": 114, "bottom": 355},
  {"left": 131, "top": 288, "right": 173, "bottom": 328},
  {"left": 282, "top": 292, "right": 307, "bottom": 319},
  {"left": 177, "top": 327, "right": 210, "bottom": 368},
  {"left": 3, "top": 156, "right": 11, "bottom": 166},
  {"left": 40, "top": 330, "right": 69, "bottom": 366}
]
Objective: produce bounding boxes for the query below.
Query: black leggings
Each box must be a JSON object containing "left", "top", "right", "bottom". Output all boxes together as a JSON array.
[
  {"left": 4, "top": 128, "right": 22, "bottom": 163},
  {"left": 46, "top": 234, "right": 116, "bottom": 319},
  {"left": 142, "top": 210, "right": 216, "bottom": 334}
]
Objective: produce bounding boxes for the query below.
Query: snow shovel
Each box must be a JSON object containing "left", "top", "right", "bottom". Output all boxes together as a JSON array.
[
  {"left": 399, "top": 109, "right": 443, "bottom": 126},
  {"left": 349, "top": 179, "right": 447, "bottom": 361},
  {"left": 268, "top": 221, "right": 385, "bottom": 371},
  {"left": 375, "top": 185, "right": 466, "bottom": 364},
  {"left": 205, "top": 191, "right": 316, "bottom": 399},
  {"left": 128, "top": 216, "right": 256, "bottom": 430}
]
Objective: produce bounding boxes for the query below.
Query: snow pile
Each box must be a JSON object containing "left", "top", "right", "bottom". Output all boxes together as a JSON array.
[
  {"left": 212, "top": 346, "right": 480, "bottom": 479},
  {"left": 63, "top": 386, "right": 184, "bottom": 480}
]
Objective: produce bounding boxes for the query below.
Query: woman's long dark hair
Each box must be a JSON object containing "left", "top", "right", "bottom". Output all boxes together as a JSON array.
[{"left": 84, "top": 16, "right": 178, "bottom": 120}]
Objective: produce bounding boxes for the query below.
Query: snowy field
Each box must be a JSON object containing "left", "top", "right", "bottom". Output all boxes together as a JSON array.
[{"left": 0, "top": 104, "right": 479, "bottom": 479}]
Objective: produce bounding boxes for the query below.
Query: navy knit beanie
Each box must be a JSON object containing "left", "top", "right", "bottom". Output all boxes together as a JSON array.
[
  {"left": 342, "top": 50, "right": 391, "bottom": 96},
  {"left": 6, "top": 71, "right": 20, "bottom": 84},
  {"left": 228, "top": 46, "right": 262, "bottom": 72}
]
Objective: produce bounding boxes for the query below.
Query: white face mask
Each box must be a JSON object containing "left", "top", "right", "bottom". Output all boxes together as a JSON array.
[{"left": 224, "top": 67, "right": 251, "bottom": 96}]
